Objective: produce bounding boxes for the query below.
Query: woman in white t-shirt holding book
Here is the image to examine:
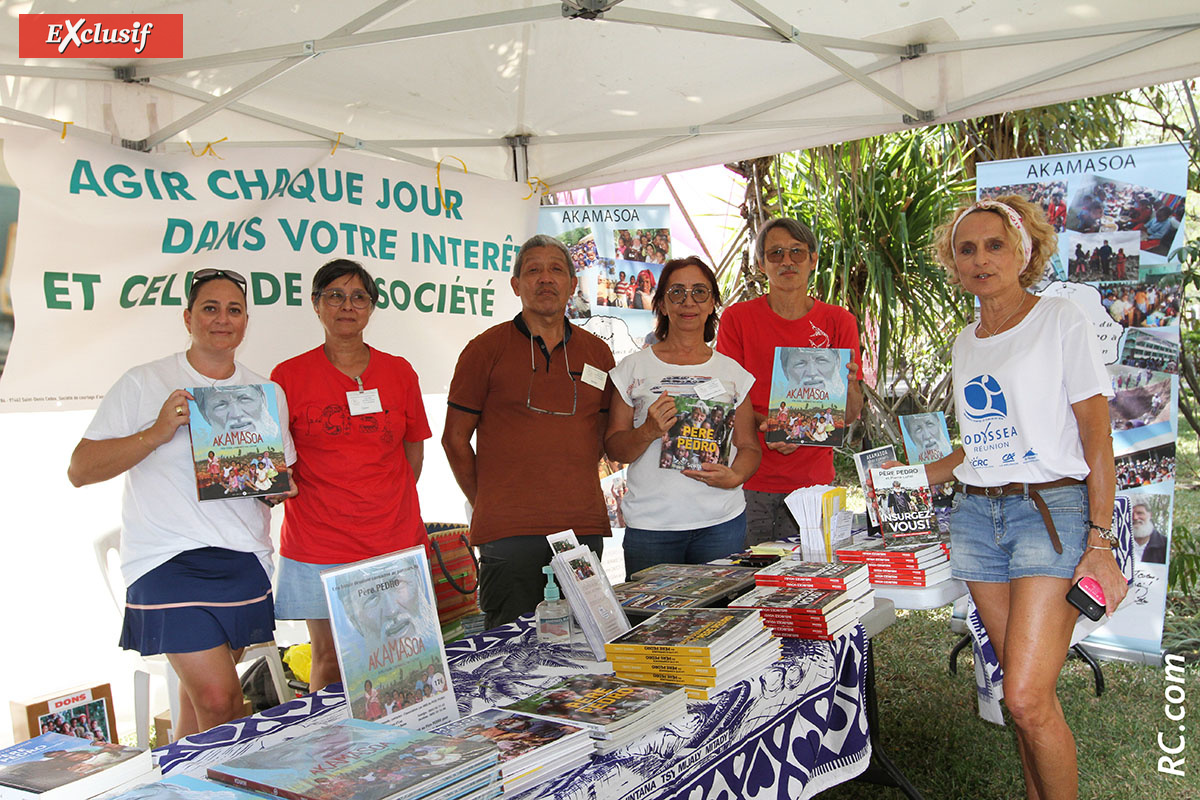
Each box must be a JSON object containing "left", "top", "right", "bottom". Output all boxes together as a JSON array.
[
  {"left": 605, "top": 256, "right": 761, "bottom": 580},
  {"left": 68, "top": 270, "right": 296, "bottom": 739},
  {"left": 922, "top": 195, "right": 1125, "bottom": 800}
]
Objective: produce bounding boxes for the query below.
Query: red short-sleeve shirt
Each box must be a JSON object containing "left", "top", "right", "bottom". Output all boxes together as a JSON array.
[
  {"left": 272, "top": 346, "right": 431, "bottom": 563},
  {"left": 716, "top": 296, "right": 861, "bottom": 493}
]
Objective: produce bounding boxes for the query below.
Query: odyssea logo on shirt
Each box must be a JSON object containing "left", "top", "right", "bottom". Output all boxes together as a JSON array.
[
  {"left": 19, "top": 14, "right": 183, "bottom": 59},
  {"left": 962, "top": 374, "right": 1008, "bottom": 421}
]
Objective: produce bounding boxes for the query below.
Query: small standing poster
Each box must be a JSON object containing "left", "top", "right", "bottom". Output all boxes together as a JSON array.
[
  {"left": 765, "top": 348, "right": 852, "bottom": 447},
  {"left": 321, "top": 546, "right": 457, "bottom": 731},
  {"left": 186, "top": 384, "right": 289, "bottom": 501}
]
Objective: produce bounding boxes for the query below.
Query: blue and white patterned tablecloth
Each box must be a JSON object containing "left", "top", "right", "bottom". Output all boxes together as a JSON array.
[{"left": 156, "top": 618, "right": 871, "bottom": 800}]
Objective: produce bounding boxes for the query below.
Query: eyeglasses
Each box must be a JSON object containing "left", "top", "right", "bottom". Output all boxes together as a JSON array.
[
  {"left": 526, "top": 335, "right": 577, "bottom": 416},
  {"left": 191, "top": 268, "right": 248, "bottom": 293},
  {"left": 665, "top": 285, "right": 713, "bottom": 304},
  {"left": 764, "top": 246, "right": 811, "bottom": 263},
  {"left": 315, "top": 290, "right": 374, "bottom": 309}
]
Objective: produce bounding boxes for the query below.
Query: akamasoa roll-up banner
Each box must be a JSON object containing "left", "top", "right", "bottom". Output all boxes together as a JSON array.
[{"left": 976, "top": 143, "right": 1186, "bottom": 660}]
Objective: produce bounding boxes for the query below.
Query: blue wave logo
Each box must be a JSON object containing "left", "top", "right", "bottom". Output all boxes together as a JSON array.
[{"left": 963, "top": 374, "right": 1007, "bottom": 421}]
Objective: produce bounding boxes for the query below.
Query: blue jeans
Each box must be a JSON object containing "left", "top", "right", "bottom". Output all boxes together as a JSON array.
[{"left": 623, "top": 511, "right": 747, "bottom": 580}]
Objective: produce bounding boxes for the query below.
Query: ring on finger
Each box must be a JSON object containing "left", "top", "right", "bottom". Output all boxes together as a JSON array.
[{"left": 174, "top": 405, "right": 184, "bottom": 415}]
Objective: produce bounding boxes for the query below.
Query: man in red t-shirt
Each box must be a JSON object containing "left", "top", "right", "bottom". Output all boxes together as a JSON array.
[{"left": 716, "top": 217, "right": 862, "bottom": 546}]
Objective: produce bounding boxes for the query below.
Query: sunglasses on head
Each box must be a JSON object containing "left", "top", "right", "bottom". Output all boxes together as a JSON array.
[{"left": 191, "top": 268, "right": 248, "bottom": 293}]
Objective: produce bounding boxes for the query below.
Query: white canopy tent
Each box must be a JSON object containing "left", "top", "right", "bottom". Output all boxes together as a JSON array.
[
  {"left": 0, "top": 1, "right": 1198, "bottom": 191},
  {"left": 1, "top": 0, "right": 1198, "bottom": 747}
]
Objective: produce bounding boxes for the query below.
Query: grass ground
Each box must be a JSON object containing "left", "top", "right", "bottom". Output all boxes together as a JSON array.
[{"left": 817, "top": 607, "right": 1198, "bottom": 800}]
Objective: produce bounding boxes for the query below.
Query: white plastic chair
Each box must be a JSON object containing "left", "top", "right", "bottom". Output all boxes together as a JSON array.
[{"left": 94, "top": 529, "right": 291, "bottom": 747}]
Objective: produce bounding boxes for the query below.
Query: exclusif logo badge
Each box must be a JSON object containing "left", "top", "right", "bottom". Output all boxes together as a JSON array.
[{"left": 19, "top": 14, "right": 183, "bottom": 59}]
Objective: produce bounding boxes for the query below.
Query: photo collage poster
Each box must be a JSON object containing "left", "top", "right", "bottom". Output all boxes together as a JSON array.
[
  {"left": 538, "top": 205, "right": 671, "bottom": 362},
  {"left": 976, "top": 143, "right": 1186, "bottom": 658}
]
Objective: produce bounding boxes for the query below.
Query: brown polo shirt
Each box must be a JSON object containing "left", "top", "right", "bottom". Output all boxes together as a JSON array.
[{"left": 447, "top": 314, "right": 616, "bottom": 546}]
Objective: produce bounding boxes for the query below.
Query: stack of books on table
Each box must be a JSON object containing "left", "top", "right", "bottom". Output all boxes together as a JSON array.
[
  {"left": 0, "top": 733, "right": 156, "bottom": 800},
  {"left": 729, "top": 585, "right": 867, "bottom": 641},
  {"left": 500, "top": 674, "right": 686, "bottom": 755},
  {"left": 836, "top": 541, "right": 952, "bottom": 588},
  {"left": 206, "top": 718, "right": 501, "bottom": 800},
  {"left": 740, "top": 559, "right": 876, "bottom": 639},
  {"left": 603, "top": 608, "right": 781, "bottom": 701},
  {"left": 613, "top": 564, "right": 758, "bottom": 615},
  {"left": 433, "top": 709, "right": 593, "bottom": 796},
  {"left": 102, "top": 776, "right": 295, "bottom": 800}
]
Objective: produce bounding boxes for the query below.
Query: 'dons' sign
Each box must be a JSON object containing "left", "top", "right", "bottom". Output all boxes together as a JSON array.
[{"left": 0, "top": 125, "right": 537, "bottom": 410}]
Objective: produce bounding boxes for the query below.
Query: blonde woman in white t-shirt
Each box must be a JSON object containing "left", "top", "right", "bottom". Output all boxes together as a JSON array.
[{"left": 918, "top": 195, "right": 1125, "bottom": 800}]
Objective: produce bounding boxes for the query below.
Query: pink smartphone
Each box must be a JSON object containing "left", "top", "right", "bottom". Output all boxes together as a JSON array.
[{"left": 1066, "top": 576, "right": 1106, "bottom": 621}]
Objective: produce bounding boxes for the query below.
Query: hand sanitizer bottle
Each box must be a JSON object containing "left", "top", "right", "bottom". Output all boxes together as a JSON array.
[{"left": 536, "top": 565, "right": 573, "bottom": 643}]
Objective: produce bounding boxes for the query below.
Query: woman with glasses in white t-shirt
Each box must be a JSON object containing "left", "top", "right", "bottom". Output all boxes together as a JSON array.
[{"left": 605, "top": 256, "right": 761, "bottom": 580}]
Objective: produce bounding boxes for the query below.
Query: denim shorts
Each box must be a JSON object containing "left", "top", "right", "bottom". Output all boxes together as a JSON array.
[
  {"left": 274, "top": 555, "right": 348, "bottom": 620},
  {"left": 949, "top": 484, "right": 1088, "bottom": 582}
]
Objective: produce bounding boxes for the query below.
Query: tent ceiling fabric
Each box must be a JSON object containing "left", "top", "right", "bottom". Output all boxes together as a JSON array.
[{"left": 1, "top": 1, "right": 1198, "bottom": 189}]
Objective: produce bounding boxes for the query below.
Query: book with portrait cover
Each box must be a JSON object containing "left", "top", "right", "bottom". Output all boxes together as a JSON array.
[
  {"left": 206, "top": 719, "right": 498, "bottom": 800},
  {"left": 765, "top": 347, "right": 852, "bottom": 447},
  {"left": 185, "top": 384, "right": 288, "bottom": 501},
  {"left": 868, "top": 465, "right": 937, "bottom": 544},
  {"left": 0, "top": 733, "right": 152, "bottom": 800},
  {"left": 851, "top": 444, "right": 896, "bottom": 527},
  {"left": 898, "top": 412, "right": 953, "bottom": 465},
  {"left": 321, "top": 547, "right": 457, "bottom": 731},
  {"left": 658, "top": 395, "right": 735, "bottom": 471}
]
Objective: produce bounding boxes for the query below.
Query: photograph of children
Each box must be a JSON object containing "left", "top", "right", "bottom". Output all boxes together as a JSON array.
[
  {"left": 434, "top": 710, "right": 584, "bottom": 764},
  {"left": 36, "top": 699, "right": 111, "bottom": 744},
  {"left": 594, "top": 258, "right": 664, "bottom": 312},
  {"left": 765, "top": 348, "right": 851, "bottom": 447},
  {"left": 898, "top": 412, "right": 952, "bottom": 465},
  {"left": 614, "top": 228, "right": 670, "bottom": 264},
  {"left": 1107, "top": 363, "right": 1177, "bottom": 457},
  {"left": 1118, "top": 327, "right": 1179, "bottom": 374},
  {"left": 1115, "top": 443, "right": 1175, "bottom": 492},
  {"left": 1097, "top": 274, "right": 1182, "bottom": 329},
  {"left": 1065, "top": 230, "right": 1140, "bottom": 282},
  {"left": 980, "top": 181, "right": 1068, "bottom": 231},
  {"left": 659, "top": 396, "right": 734, "bottom": 472},
  {"left": 1065, "top": 175, "right": 1185, "bottom": 256},
  {"left": 600, "top": 466, "right": 628, "bottom": 530},
  {"left": 557, "top": 227, "right": 598, "bottom": 272}
]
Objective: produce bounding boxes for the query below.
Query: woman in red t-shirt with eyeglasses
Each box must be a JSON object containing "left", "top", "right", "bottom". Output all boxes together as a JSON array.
[{"left": 271, "top": 258, "right": 432, "bottom": 692}]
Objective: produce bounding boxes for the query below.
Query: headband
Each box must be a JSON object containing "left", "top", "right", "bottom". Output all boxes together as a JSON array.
[{"left": 950, "top": 199, "right": 1033, "bottom": 267}]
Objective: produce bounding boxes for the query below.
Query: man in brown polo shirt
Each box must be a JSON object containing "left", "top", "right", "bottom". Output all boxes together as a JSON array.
[{"left": 443, "top": 234, "right": 615, "bottom": 629}]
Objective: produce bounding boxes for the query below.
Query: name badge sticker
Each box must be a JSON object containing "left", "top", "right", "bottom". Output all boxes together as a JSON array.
[
  {"left": 694, "top": 378, "right": 725, "bottom": 400},
  {"left": 347, "top": 388, "right": 383, "bottom": 415},
  {"left": 581, "top": 363, "right": 608, "bottom": 390}
]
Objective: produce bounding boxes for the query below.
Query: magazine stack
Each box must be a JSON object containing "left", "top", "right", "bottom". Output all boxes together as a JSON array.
[
  {"left": 0, "top": 734, "right": 155, "bottom": 800},
  {"left": 206, "top": 719, "right": 501, "bottom": 800},
  {"left": 603, "top": 608, "right": 780, "bottom": 701},
  {"left": 729, "top": 585, "right": 866, "bottom": 641},
  {"left": 837, "top": 541, "right": 952, "bottom": 588},
  {"left": 433, "top": 709, "right": 593, "bottom": 795},
  {"left": 500, "top": 675, "right": 686, "bottom": 754}
]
